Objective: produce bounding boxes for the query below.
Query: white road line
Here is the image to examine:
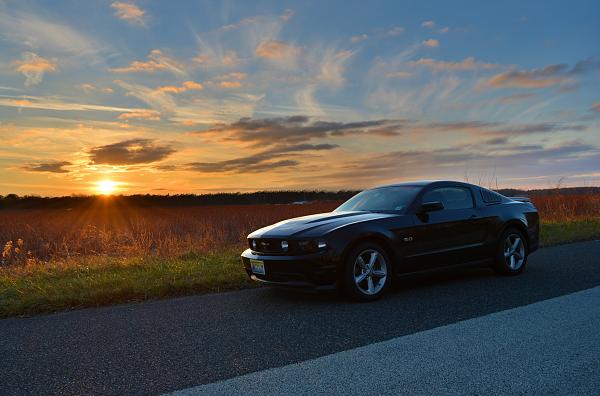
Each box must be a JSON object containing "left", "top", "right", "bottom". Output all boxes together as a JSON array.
[{"left": 169, "top": 287, "right": 600, "bottom": 395}]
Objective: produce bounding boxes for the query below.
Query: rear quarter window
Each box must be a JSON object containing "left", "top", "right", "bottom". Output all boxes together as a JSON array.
[{"left": 480, "top": 188, "right": 503, "bottom": 204}]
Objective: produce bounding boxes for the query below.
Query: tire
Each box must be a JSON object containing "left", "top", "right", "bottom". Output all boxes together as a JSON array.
[
  {"left": 493, "top": 227, "right": 528, "bottom": 276},
  {"left": 342, "top": 242, "right": 391, "bottom": 301}
]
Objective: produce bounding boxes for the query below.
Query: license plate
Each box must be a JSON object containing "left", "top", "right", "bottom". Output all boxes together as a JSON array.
[{"left": 250, "top": 259, "right": 265, "bottom": 275}]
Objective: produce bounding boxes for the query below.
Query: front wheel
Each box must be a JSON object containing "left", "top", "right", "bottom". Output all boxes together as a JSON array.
[
  {"left": 342, "top": 243, "right": 391, "bottom": 301},
  {"left": 493, "top": 228, "right": 528, "bottom": 275}
]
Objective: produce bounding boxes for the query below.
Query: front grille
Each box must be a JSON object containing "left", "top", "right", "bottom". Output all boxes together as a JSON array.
[
  {"left": 249, "top": 238, "right": 321, "bottom": 255},
  {"left": 249, "top": 238, "right": 287, "bottom": 254}
]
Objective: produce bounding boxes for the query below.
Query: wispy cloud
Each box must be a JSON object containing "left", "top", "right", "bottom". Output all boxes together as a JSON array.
[
  {"left": 113, "top": 80, "right": 176, "bottom": 112},
  {"left": 110, "top": 2, "right": 147, "bottom": 26},
  {"left": 317, "top": 50, "right": 354, "bottom": 88},
  {"left": 215, "top": 72, "right": 247, "bottom": 81},
  {"left": 385, "top": 71, "right": 413, "bottom": 78},
  {"left": 0, "top": 12, "right": 109, "bottom": 62},
  {"left": 487, "top": 64, "right": 570, "bottom": 88},
  {"left": 89, "top": 139, "right": 176, "bottom": 165},
  {"left": 0, "top": 95, "right": 142, "bottom": 113},
  {"left": 497, "top": 93, "right": 536, "bottom": 103},
  {"left": 110, "top": 49, "right": 186, "bottom": 75},
  {"left": 409, "top": 57, "right": 499, "bottom": 71},
  {"left": 80, "top": 84, "right": 114, "bottom": 94},
  {"left": 13, "top": 52, "right": 57, "bottom": 86},
  {"left": 351, "top": 34, "right": 368, "bottom": 43},
  {"left": 484, "top": 59, "right": 600, "bottom": 89},
  {"left": 23, "top": 161, "right": 72, "bottom": 173},
  {"left": 193, "top": 50, "right": 240, "bottom": 68},
  {"left": 386, "top": 26, "right": 405, "bottom": 36},
  {"left": 221, "top": 9, "right": 294, "bottom": 31},
  {"left": 186, "top": 143, "right": 337, "bottom": 173},
  {"left": 421, "top": 20, "right": 435, "bottom": 28},
  {"left": 195, "top": 116, "right": 407, "bottom": 146},
  {"left": 256, "top": 40, "right": 301, "bottom": 60},
  {"left": 117, "top": 109, "right": 160, "bottom": 121}
]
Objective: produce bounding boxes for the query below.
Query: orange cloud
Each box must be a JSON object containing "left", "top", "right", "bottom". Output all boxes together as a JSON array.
[
  {"left": 182, "top": 81, "right": 204, "bottom": 90},
  {"left": 156, "top": 80, "right": 204, "bottom": 93},
  {"left": 219, "top": 81, "right": 242, "bottom": 88},
  {"left": 111, "top": 2, "right": 146, "bottom": 26},
  {"left": 591, "top": 102, "right": 600, "bottom": 112},
  {"left": 422, "top": 39, "right": 439, "bottom": 48},
  {"left": 111, "top": 49, "right": 185, "bottom": 75},
  {"left": 193, "top": 50, "right": 239, "bottom": 68},
  {"left": 10, "top": 99, "right": 33, "bottom": 106},
  {"left": 215, "top": 72, "right": 247, "bottom": 81},
  {"left": 118, "top": 109, "right": 160, "bottom": 121},
  {"left": 487, "top": 65, "right": 568, "bottom": 88},
  {"left": 255, "top": 40, "right": 300, "bottom": 59},
  {"left": 409, "top": 57, "right": 499, "bottom": 71},
  {"left": 13, "top": 52, "right": 57, "bottom": 86}
]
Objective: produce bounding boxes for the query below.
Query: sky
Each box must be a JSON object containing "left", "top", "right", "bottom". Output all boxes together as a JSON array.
[{"left": 0, "top": 0, "right": 599, "bottom": 196}]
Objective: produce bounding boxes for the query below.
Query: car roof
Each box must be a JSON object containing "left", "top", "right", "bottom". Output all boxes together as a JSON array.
[{"left": 372, "top": 180, "right": 479, "bottom": 189}]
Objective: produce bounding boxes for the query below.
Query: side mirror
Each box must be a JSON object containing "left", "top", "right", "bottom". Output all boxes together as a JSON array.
[{"left": 420, "top": 201, "right": 444, "bottom": 212}]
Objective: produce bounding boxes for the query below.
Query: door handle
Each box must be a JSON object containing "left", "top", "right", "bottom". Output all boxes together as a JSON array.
[{"left": 470, "top": 214, "right": 479, "bottom": 219}]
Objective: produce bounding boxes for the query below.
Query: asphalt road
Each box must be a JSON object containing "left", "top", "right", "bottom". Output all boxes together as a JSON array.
[
  {"left": 1, "top": 240, "right": 599, "bottom": 395},
  {"left": 173, "top": 287, "right": 600, "bottom": 395}
]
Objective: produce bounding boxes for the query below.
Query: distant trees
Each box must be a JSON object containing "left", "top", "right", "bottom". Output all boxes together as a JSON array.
[
  {"left": 1, "top": 187, "right": 598, "bottom": 210},
  {"left": 0, "top": 191, "right": 358, "bottom": 210}
]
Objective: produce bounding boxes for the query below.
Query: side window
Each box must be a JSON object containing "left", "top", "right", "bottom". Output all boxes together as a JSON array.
[{"left": 422, "top": 187, "right": 474, "bottom": 210}]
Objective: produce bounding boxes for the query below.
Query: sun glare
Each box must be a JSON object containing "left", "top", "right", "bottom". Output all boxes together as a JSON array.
[{"left": 97, "top": 180, "right": 117, "bottom": 195}]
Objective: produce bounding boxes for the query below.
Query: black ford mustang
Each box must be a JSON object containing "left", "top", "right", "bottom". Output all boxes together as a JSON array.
[{"left": 241, "top": 180, "right": 539, "bottom": 301}]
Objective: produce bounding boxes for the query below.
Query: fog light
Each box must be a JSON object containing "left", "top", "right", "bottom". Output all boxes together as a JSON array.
[
  {"left": 318, "top": 241, "right": 327, "bottom": 249},
  {"left": 281, "top": 240, "right": 289, "bottom": 251},
  {"left": 252, "top": 239, "right": 257, "bottom": 249}
]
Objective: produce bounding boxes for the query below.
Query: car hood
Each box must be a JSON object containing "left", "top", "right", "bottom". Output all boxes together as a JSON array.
[{"left": 248, "top": 211, "right": 398, "bottom": 238}]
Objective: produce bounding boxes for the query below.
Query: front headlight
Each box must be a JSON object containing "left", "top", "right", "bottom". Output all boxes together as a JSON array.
[{"left": 297, "top": 239, "right": 327, "bottom": 253}]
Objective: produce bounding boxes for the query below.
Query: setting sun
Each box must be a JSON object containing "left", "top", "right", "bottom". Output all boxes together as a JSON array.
[{"left": 97, "top": 180, "right": 117, "bottom": 195}]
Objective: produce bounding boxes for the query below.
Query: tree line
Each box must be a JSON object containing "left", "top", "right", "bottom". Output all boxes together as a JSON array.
[{"left": 1, "top": 187, "right": 598, "bottom": 210}]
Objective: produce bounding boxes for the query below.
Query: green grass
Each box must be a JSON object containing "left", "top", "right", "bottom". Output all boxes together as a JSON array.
[
  {"left": 2, "top": 219, "right": 599, "bottom": 318},
  {"left": 540, "top": 219, "right": 600, "bottom": 247},
  {"left": 0, "top": 249, "right": 255, "bottom": 318}
]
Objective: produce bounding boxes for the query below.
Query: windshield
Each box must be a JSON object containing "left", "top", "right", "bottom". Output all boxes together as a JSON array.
[{"left": 335, "top": 186, "right": 421, "bottom": 213}]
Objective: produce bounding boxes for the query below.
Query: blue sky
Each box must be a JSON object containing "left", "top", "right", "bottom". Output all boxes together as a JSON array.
[{"left": 0, "top": 0, "right": 599, "bottom": 195}]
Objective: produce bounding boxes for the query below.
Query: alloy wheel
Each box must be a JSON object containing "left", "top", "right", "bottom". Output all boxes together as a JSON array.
[
  {"left": 504, "top": 233, "right": 525, "bottom": 270},
  {"left": 353, "top": 249, "right": 387, "bottom": 295}
]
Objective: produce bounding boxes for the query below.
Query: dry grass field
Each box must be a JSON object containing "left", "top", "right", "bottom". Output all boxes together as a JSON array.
[
  {"left": 1, "top": 193, "right": 599, "bottom": 317},
  {"left": 0, "top": 201, "right": 340, "bottom": 265}
]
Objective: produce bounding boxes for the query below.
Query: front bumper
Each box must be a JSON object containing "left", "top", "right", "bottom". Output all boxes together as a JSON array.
[{"left": 240, "top": 248, "right": 338, "bottom": 290}]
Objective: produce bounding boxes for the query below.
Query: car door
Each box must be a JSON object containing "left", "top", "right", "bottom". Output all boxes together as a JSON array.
[{"left": 403, "top": 185, "right": 484, "bottom": 270}]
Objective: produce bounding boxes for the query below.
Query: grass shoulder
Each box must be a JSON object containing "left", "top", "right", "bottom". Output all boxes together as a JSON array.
[{"left": 0, "top": 250, "right": 253, "bottom": 318}]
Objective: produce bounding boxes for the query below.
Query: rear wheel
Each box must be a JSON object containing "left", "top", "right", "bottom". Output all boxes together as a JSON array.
[
  {"left": 493, "top": 228, "right": 528, "bottom": 275},
  {"left": 342, "top": 242, "right": 390, "bottom": 301}
]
